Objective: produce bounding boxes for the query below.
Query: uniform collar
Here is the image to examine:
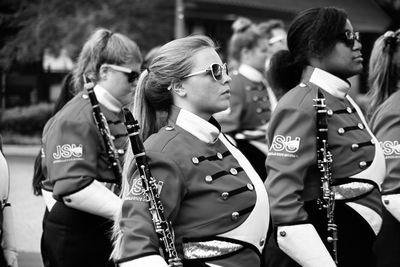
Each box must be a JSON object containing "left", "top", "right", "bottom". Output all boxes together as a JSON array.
[
  {"left": 307, "top": 67, "right": 350, "bottom": 99},
  {"left": 93, "top": 85, "right": 123, "bottom": 113},
  {"left": 238, "top": 64, "right": 264, "bottom": 83},
  {"left": 174, "top": 107, "right": 221, "bottom": 144}
]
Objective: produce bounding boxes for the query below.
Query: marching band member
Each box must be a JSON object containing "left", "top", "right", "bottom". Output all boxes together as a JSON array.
[
  {"left": 40, "top": 28, "right": 142, "bottom": 267},
  {"left": 264, "top": 7, "right": 385, "bottom": 267},
  {"left": 215, "top": 17, "right": 276, "bottom": 181},
  {"left": 114, "top": 35, "right": 270, "bottom": 267},
  {"left": 368, "top": 29, "right": 400, "bottom": 267}
]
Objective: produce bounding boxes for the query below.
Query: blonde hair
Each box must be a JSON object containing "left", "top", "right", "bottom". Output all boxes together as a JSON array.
[
  {"left": 112, "top": 35, "right": 216, "bottom": 260},
  {"left": 228, "top": 17, "right": 262, "bottom": 63},
  {"left": 72, "top": 28, "right": 142, "bottom": 92},
  {"left": 367, "top": 29, "right": 400, "bottom": 117}
]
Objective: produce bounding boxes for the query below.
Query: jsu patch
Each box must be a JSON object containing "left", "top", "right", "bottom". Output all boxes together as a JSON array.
[
  {"left": 268, "top": 135, "right": 300, "bottom": 158},
  {"left": 125, "top": 177, "right": 164, "bottom": 202},
  {"left": 380, "top": 140, "right": 400, "bottom": 159},
  {"left": 52, "top": 144, "right": 84, "bottom": 163}
]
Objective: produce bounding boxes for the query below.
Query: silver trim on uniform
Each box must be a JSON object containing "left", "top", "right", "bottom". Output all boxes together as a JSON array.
[
  {"left": 182, "top": 240, "right": 244, "bottom": 259},
  {"left": 333, "top": 182, "right": 374, "bottom": 200}
]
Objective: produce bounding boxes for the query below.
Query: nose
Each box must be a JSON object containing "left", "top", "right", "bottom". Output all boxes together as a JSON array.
[
  {"left": 353, "top": 39, "right": 362, "bottom": 50},
  {"left": 222, "top": 73, "right": 232, "bottom": 84}
]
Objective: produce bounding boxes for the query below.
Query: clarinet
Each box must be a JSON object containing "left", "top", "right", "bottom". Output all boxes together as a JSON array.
[
  {"left": 313, "top": 89, "right": 338, "bottom": 264},
  {"left": 84, "top": 76, "right": 122, "bottom": 193},
  {"left": 123, "top": 108, "right": 182, "bottom": 267}
]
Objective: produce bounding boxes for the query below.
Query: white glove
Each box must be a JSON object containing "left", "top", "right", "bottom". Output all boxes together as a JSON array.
[{"left": 120, "top": 255, "right": 168, "bottom": 267}]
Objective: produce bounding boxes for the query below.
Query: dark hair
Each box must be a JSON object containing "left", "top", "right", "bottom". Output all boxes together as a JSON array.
[
  {"left": 268, "top": 7, "right": 348, "bottom": 92},
  {"left": 73, "top": 28, "right": 142, "bottom": 92},
  {"left": 367, "top": 29, "right": 400, "bottom": 116}
]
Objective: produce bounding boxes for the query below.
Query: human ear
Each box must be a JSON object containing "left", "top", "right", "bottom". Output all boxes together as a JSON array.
[{"left": 171, "top": 82, "right": 186, "bottom": 96}]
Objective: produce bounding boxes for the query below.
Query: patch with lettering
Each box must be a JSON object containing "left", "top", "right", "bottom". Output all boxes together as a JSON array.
[
  {"left": 268, "top": 135, "right": 300, "bottom": 158},
  {"left": 380, "top": 140, "right": 400, "bottom": 159},
  {"left": 52, "top": 144, "right": 84, "bottom": 163},
  {"left": 125, "top": 177, "right": 164, "bottom": 202}
]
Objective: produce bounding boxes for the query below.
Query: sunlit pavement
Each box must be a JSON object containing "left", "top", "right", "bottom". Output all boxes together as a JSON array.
[{"left": 4, "top": 145, "right": 44, "bottom": 267}]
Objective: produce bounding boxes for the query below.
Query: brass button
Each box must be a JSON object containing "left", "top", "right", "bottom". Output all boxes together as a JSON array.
[
  {"left": 338, "top": 128, "right": 345, "bottom": 135},
  {"left": 221, "top": 192, "right": 229, "bottom": 200},
  {"left": 358, "top": 123, "right": 364, "bottom": 129},
  {"left": 253, "top": 96, "right": 259, "bottom": 101},
  {"left": 205, "top": 175, "right": 213, "bottom": 184},
  {"left": 247, "top": 183, "right": 254, "bottom": 191},
  {"left": 82, "top": 94, "right": 89, "bottom": 99},
  {"left": 165, "top": 126, "right": 174, "bottom": 131},
  {"left": 279, "top": 231, "right": 286, "bottom": 237},
  {"left": 117, "top": 149, "right": 125, "bottom": 155},
  {"left": 299, "top": 83, "right": 306, "bottom": 87},
  {"left": 256, "top": 108, "right": 262, "bottom": 113},
  {"left": 245, "top": 86, "right": 252, "bottom": 91},
  {"left": 259, "top": 238, "right": 265, "bottom": 246},
  {"left": 327, "top": 110, "right": 334, "bottom": 116},
  {"left": 371, "top": 139, "right": 375, "bottom": 145},
  {"left": 192, "top": 157, "right": 199, "bottom": 165},
  {"left": 359, "top": 161, "right": 367, "bottom": 169},
  {"left": 231, "top": 212, "right": 239, "bottom": 221},
  {"left": 230, "top": 168, "right": 238, "bottom": 175},
  {"left": 351, "top": 144, "right": 359, "bottom": 151},
  {"left": 262, "top": 96, "right": 268, "bottom": 102},
  {"left": 384, "top": 199, "right": 389, "bottom": 205},
  {"left": 216, "top": 152, "right": 223, "bottom": 160},
  {"left": 347, "top": 107, "right": 352, "bottom": 113}
]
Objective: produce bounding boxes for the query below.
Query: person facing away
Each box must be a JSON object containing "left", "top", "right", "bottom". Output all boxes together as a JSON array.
[
  {"left": 367, "top": 29, "right": 400, "bottom": 267},
  {"left": 264, "top": 7, "right": 385, "bottom": 267},
  {"left": 113, "top": 35, "right": 270, "bottom": 267},
  {"left": 214, "top": 17, "right": 276, "bottom": 182},
  {"left": 40, "top": 28, "right": 142, "bottom": 267}
]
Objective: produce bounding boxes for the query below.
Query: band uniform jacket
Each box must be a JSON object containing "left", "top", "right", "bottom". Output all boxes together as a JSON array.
[
  {"left": 265, "top": 67, "right": 385, "bottom": 260},
  {"left": 117, "top": 106, "right": 270, "bottom": 267},
  {"left": 41, "top": 88, "right": 127, "bottom": 199}
]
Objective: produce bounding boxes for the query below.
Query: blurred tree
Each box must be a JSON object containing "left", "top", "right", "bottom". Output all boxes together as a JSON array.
[{"left": 0, "top": 0, "right": 175, "bottom": 70}]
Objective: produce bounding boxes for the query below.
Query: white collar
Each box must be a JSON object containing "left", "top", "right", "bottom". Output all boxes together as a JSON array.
[
  {"left": 309, "top": 67, "right": 350, "bottom": 99},
  {"left": 238, "top": 64, "right": 264, "bottom": 83},
  {"left": 93, "top": 85, "right": 123, "bottom": 113},
  {"left": 175, "top": 109, "right": 220, "bottom": 144}
]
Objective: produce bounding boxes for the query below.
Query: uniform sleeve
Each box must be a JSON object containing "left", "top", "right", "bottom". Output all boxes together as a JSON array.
[
  {"left": 117, "top": 151, "right": 184, "bottom": 263},
  {"left": 265, "top": 106, "right": 316, "bottom": 225},
  {"left": 371, "top": 111, "right": 400, "bottom": 194},
  {"left": 215, "top": 76, "right": 246, "bottom": 133},
  {"left": 43, "top": 118, "right": 99, "bottom": 199}
]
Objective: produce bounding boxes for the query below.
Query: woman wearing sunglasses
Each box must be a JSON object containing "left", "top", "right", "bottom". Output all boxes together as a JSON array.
[
  {"left": 215, "top": 17, "right": 277, "bottom": 182},
  {"left": 113, "top": 35, "right": 270, "bottom": 267},
  {"left": 264, "top": 7, "right": 385, "bottom": 267},
  {"left": 40, "top": 28, "right": 142, "bottom": 267},
  {"left": 368, "top": 29, "right": 400, "bottom": 267}
]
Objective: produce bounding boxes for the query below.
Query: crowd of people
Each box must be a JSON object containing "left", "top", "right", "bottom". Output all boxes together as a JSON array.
[{"left": 1, "top": 5, "right": 399, "bottom": 267}]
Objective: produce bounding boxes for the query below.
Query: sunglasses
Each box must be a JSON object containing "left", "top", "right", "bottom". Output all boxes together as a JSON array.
[
  {"left": 183, "top": 63, "right": 229, "bottom": 81},
  {"left": 338, "top": 31, "right": 360, "bottom": 47},
  {"left": 102, "top": 64, "right": 140, "bottom": 83}
]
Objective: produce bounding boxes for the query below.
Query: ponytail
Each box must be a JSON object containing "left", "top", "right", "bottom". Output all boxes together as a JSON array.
[{"left": 267, "top": 50, "right": 303, "bottom": 93}]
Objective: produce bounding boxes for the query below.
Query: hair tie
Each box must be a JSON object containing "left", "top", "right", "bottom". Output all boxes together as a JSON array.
[{"left": 383, "top": 31, "right": 399, "bottom": 49}]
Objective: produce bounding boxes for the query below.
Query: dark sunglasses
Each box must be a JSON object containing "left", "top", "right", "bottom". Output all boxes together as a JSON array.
[
  {"left": 338, "top": 31, "right": 360, "bottom": 47},
  {"left": 102, "top": 64, "right": 140, "bottom": 83},
  {"left": 183, "top": 63, "right": 229, "bottom": 81}
]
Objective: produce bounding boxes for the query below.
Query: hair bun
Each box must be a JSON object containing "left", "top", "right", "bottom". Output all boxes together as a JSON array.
[{"left": 232, "top": 17, "right": 253, "bottom": 33}]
